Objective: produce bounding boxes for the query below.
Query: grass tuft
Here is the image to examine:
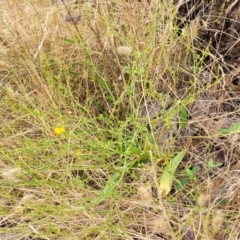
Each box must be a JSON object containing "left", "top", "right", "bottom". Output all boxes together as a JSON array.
[{"left": 0, "top": 0, "right": 240, "bottom": 239}]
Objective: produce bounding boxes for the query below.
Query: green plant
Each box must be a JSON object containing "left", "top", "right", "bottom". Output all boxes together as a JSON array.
[
  {"left": 0, "top": 0, "right": 239, "bottom": 239},
  {"left": 175, "top": 165, "right": 201, "bottom": 191},
  {"left": 185, "top": 165, "right": 201, "bottom": 181},
  {"left": 207, "top": 158, "right": 223, "bottom": 168}
]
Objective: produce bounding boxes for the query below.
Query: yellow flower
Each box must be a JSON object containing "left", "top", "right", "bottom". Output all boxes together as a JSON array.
[
  {"left": 76, "top": 150, "right": 82, "bottom": 156},
  {"left": 54, "top": 127, "right": 66, "bottom": 136}
]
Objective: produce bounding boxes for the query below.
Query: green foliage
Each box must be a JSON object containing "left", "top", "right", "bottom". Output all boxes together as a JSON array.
[
  {"left": 219, "top": 121, "right": 240, "bottom": 135},
  {"left": 176, "top": 165, "right": 201, "bottom": 191},
  {"left": 207, "top": 158, "right": 223, "bottom": 168},
  {"left": 91, "top": 145, "right": 150, "bottom": 206},
  {"left": 159, "top": 151, "right": 186, "bottom": 195},
  {"left": 179, "top": 106, "right": 188, "bottom": 130},
  {"left": 1, "top": 0, "right": 238, "bottom": 239},
  {"left": 185, "top": 165, "right": 201, "bottom": 181}
]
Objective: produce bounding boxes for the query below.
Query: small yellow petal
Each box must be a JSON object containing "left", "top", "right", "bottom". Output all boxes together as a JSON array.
[
  {"left": 76, "top": 150, "right": 82, "bottom": 156},
  {"left": 54, "top": 127, "right": 66, "bottom": 135}
]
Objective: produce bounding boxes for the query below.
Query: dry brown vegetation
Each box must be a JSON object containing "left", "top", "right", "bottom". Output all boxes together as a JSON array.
[{"left": 0, "top": 0, "right": 240, "bottom": 239}]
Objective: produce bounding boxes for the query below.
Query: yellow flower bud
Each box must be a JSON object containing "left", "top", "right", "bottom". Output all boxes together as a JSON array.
[{"left": 54, "top": 127, "right": 66, "bottom": 136}]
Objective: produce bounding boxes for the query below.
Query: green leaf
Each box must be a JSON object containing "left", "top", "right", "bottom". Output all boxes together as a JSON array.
[
  {"left": 191, "top": 166, "right": 201, "bottom": 174},
  {"left": 175, "top": 178, "right": 188, "bottom": 191},
  {"left": 207, "top": 158, "right": 214, "bottom": 167},
  {"left": 207, "top": 158, "right": 223, "bottom": 168},
  {"left": 179, "top": 106, "right": 188, "bottom": 130},
  {"left": 127, "top": 145, "right": 150, "bottom": 162},
  {"left": 185, "top": 165, "right": 200, "bottom": 180},
  {"left": 63, "top": 37, "right": 75, "bottom": 44},
  {"left": 219, "top": 121, "right": 240, "bottom": 135},
  {"left": 91, "top": 146, "right": 150, "bottom": 206},
  {"left": 159, "top": 150, "right": 186, "bottom": 195},
  {"left": 185, "top": 168, "right": 194, "bottom": 178},
  {"left": 91, "top": 171, "right": 122, "bottom": 206},
  {"left": 95, "top": 74, "right": 115, "bottom": 102}
]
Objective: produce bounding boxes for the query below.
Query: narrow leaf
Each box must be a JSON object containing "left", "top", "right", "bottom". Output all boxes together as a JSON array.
[
  {"left": 63, "top": 37, "right": 75, "bottom": 44},
  {"left": 159, "top": 151, "right": 186, "bottom": 195},
  {"left": 179, "top": 106, "right": 188, "bottom": 130},
  {"left": 91, "top": 171, "right": 121, "bottom": 206},
  {"left": 127, "top": 145, "right": 150, "bottom": 162},
  {"left": 91, "top": 147, "right": 150, "bottom": 206},
  {"left": 219, "top": 121, "right": 240, "bottom": 135},
  {"left": 95, "top": 75, "right": 115, "bottom": 102}
]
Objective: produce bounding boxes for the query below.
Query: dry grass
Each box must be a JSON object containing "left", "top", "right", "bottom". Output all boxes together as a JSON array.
[{"left": 0, "top": 0, "right": 240, "bottom": 239}]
